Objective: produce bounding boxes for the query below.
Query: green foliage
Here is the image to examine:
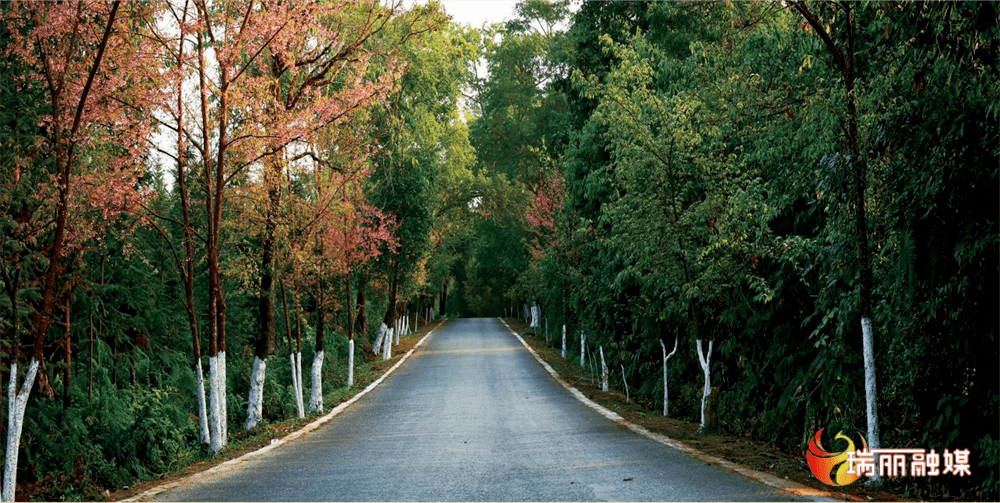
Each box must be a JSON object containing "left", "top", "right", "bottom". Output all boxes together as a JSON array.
[{"left": 462, "top": 1, "right": 997, "bottom": 498}]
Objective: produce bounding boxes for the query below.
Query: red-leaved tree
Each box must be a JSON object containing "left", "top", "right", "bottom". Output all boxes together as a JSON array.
[{"left": 1, "top": 1, "right": 161, "bottom": 499}]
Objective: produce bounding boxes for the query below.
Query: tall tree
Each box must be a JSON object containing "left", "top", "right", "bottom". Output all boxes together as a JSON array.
[
  {"left": 1, "top": 1, "right": 161, "bottom": 498},
  {"left": 239, "top": 0, "right": 412, "bottom": 432}
]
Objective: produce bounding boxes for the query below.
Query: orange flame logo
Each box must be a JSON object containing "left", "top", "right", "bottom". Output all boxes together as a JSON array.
[{"left": 806, "top": 428, "right": 867, "bottom": 486}]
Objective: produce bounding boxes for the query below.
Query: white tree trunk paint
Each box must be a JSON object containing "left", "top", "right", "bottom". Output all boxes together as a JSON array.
[
  {"left": 347, "top": 339, "right": 355, "bottom": 387},
  {"left": 294, "top": 351, "right": 304, "bottom": 418},
  {"left": 308, "top": 350, "right": 324, "bottom": 413},
  {"left": 580, "top": 332, "right": 586, "bottom": 367},
  {"left": 861, "top": 317, "right": 881, "bottom": 483},
  {"left": 245, "top": 356, "right": 267, "bottom": 430},
  {"left": 373, "top": 323, "right": 387, "bottom": 355},
  {"left": 383, "top": 327, "right": 393, "bottom": 360},
  {"left": 660, "top": 338, "right": 678, "bottom": 417},
  {"left": 561, "top": 325, "right": 566, "bottom": 359},
  {"left": 530, "top": 304, "right": 540, "bottom": 329},
  {"left": 696, "top": 339, "right": 713, "bottom": 432},
  {"left": 599, "top": 346, "right": 608, "bottom": 392},
  {"left": 621, "top": 364, "right": 629, "bottom": 403},
  {"left": 414, "top": 312, "right": 418, "bottom": 333},
  {"left": 208, "top": 354, "right": 223, "bottom": 453},
  {"left": 219, "top": 351, "right": 227, "bottom": 445},
  {"left": 288, "top": 352, "right": 298, "bottom": 411},
  {"left": 195, "top": 359, "right": 210, "bottom": 444},
  {"left": 3, "top": 359, "right": 38, "bottom": 503}
]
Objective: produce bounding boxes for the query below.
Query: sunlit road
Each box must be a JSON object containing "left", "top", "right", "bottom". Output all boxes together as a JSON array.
[{"left": 150, "top": 318, "right": 803, "bottom": 501}]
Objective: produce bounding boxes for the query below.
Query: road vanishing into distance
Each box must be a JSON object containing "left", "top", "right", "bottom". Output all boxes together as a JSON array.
[{"left": 149, "top": 318, "right": 805, "bottom": 501}]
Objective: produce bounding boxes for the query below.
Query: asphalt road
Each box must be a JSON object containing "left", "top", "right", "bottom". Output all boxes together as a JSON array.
[{"left": 152, "top": 318, "right": 804, "bottom": 501}]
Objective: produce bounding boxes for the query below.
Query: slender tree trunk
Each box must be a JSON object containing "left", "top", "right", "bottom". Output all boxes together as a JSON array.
[
  {"left": 599, "top": 346, "right": 608, "bottom": 392},
  {"left": 279, "top": 279, "right": 304, "bottom": 419},
  {"left": 293, "top": 291, "right": 304, "bottom": 418},
  {"left": 198, "top": 21, "right": 226, "bottom": 452},
  {"left": 3, "top": 360, "right": 39, "bottom": 503},
  {"left": 88, "top": 306, "right": 93, "bottom": 402},
  {"left": 63, "top": 298, "right": 72, "bottom": 410},
  {"left": 356, "top": 273, "right": 367, "bottom": 341},
  {"left": 790, "top": 1, "right": 880, "bottom": 480},
  {"left": 310, "top": 278, "right": 326, "bottom": 411},
  {"left": 696, "top": 339, "right": 713, "bottom": 432},
  {"left": 383, "top": 261, "right": 400, "bottom": 339},
  {"left": 561, "top": 325, "right": 566, "bottom": 359},
  {"left": 660, "top": 337, "right": 678, "bottom": 417},
  {"left": 171, "top": 0, "right": 209, "bottom": 444},
  {"left": 580, "top": 332, "right": 586, "bottom": 367},
  {"left": 621, "top": 364, "right": 629, "bottom": 403}
]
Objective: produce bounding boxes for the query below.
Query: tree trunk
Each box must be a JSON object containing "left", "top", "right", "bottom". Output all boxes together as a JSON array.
[
  {"left": 621, "top": 364, "right": 629, "bottom": 403},
  {"left": 580, "top": 332, "right": 586, "bottom": 367},
  {"left": 660, "top": 337, "right": 678, "bottom": 417},
  {"left": 3, "top": 360, "right": 39, "bottom": 503},
  {"left": 63, "top": 298, "right": 72, "bottom": 410},
  {"left": 599, "top": 346, "right": 608, "bottom": 392},
  {"left": 245, "top": 356, "right": 267, "bottom": 430},
  {"left": 696, "top": 339, "right": 713, "bottom": 432},
  {"left": 309, "top": 351, "right": 325, "bottom": 411},
  {"left": 356, "top": 274, "right": 367, "bottom": 341},
  {"left": 383, "top": 327, "right": 393, "bottom": 360},
  {"left": 561, "top": 325, "right": 566, "bottom": 359},
  {"left": 310, "top": 279, "right": 327, "bottom": 411},
  {"left": 790, "top": 1, "right": 881, "bottom": 479},
  {"left": 199, "top": 24, "right": 225, "bottom": 454}
]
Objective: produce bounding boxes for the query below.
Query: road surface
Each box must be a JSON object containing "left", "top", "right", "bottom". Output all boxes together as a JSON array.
[{"left": 151, "top": 318, "right": 804, "bottom": 501}]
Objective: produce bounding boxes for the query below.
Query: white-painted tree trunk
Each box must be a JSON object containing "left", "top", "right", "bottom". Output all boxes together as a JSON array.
[
  {"left": 3, "top": 359, "right": 39, "bottom": 503},
  {"left": 545, "top": 318, "right": 549, "bottom": 343},
  {"left": 308, "top": 350, "right": 324, "bottom": 413},
  {"left": 696, "top": 339, "right": 713, "bottom": 432},
  {"left": 208, "top": 354, "right": 223, "bottom": 453},
  {"left": 861, "top": 317, "right": 881, "bottom": 483},
  {"left": 621, "top": 364, "right": 629, "bottom": 403},
  {"left": 373, "top": 323, "right": 388, "bottom": 355},
  {"left": 599, "top": 346, "right": 608, "bottom": 392},
  {"left": 530, "top": 304, "right": 540, "bottom": 329},
  {"left": 347, "top": 339, "right": 355, "bottom": 387},
  {"left": 195, "top": 359, "right": 210, "bottom": 444},
  {"left": 660, "top": 338, "right": 678, "bottom": 417},
  {"left": 219, "top": 351, "right": 227, "bottom": 445},
  {"left": 245, "top": 356, "right": 267, "bottom": 430},
  {"left": 414, "top": 312, "right": 418, "bottom": 333},
  {"left": 580, "top": 332, "right": 586, "bottom": 367},
  {"left": 561, "top": 325, "right": 566, "bottom": 358},
  {"left": 383, "top": 327, "right": 393, "bottom": 360},
  {"left": 294, "top": 351, "right": 304, "bottom": 418}
]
